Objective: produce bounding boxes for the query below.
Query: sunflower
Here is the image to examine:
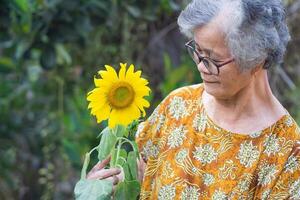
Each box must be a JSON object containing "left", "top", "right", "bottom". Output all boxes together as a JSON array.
[{"left": 87, "top": 63, "right": 151, "bottom": 128}]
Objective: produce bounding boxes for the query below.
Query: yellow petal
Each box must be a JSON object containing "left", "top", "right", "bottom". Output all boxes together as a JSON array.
[
  {"left": 120, "top": 63, "right": 127, "bottom": 68},
  {"left": 88, "top": 99, "right": 106, "bottom": 111},
  {"left": 125, "top": 65, "right": 138, "bottom": 84},
  {"left": 98, "top": 72, "right": 115, "bottom": 83},
  {"left": 134, "top": 86, "right": 151, "bottom": 97},
  {"left": 139, "top": 77, "right": 149, "bottom": 85},
  {"left": 98, "top": 70, "right": 108, "bottom": 79},
  {"left": 116, "top": 109, "right": 128, "bottom": 125},
  {"left": 94, "top": 77, "right": 101, "bottom": 87},
  {"left": 108, "top": 104, "right": 141, "bottom": 128},
  {"left": 136, "top": 102, "right": 146, "bottom": 117},
  {"left": 94, "top": 104, "right": 111, "bottom": 123},
  {"left": 121, "top": 104, "right": 141, "bottom": 124},
  {"left": 119, "top": 63, "right": 127, "bottom": 80},
  {"left": 86, "top": 88, "right": 99, "bottom": 101},
  {"left": 134, "top": 70, "right": 142, "bottom": 78},
  {"left": 136, "top": 98, "right": 150, "bottom": 108},
  {"left": 104, "top": 65, "right": 118, "bottom": 81},
  {"left": 96, "top": 65, "right": 117, "bottom": 83},
  {"left": 87, "top": 89, "right": 107, "bottom": 102},
  {"left": 134, "top": 98, "right": 150, "bottom": 117},
  {"left": 94, "top": 77, "right": 113, "bottom": 88},
  {"left": 126, "top": 64, "right": 135, "bottom": 79},
  {"left": 108, "top": 109, "right": 118, "bottom": 128}
]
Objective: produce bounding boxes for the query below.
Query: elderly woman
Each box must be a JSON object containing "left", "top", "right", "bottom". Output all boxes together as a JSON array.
[{"left": 87, "top": 0, "right": 300, "bottom": 199}]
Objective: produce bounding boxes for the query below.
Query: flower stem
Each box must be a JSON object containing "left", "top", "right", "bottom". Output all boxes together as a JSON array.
[
  {"left": 114, "top": 138, "right": 122, "bottom": 167},
  {"left": 81, "top": 145, "right": 99, "bottom": 179},
  {"left": 121, "top": 137, "right": 136, "bottom": 151},
  {"left": 89, "top": 145, "right": 99, "bottom": 155}
]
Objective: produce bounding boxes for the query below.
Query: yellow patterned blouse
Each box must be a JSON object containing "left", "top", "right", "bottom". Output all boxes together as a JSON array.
[{"left": 135, "top": 83, "right": 300, "bottom": 200}]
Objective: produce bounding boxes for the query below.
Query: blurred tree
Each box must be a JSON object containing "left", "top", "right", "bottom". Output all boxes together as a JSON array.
[{"left": 0, "top": 0, "right": 185, "bottom": 199}]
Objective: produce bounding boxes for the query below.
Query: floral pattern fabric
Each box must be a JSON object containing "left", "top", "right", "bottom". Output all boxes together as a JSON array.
[{"left": 135, "top": 84, "right": 300, "bottom": 200}]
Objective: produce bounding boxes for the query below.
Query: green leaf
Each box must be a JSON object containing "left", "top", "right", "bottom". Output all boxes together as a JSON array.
[
  {"left": 144, "top": 14, "right": 156, "bottom": 21},
  {"left": 97, "top": 128, "right": 117, "bottom": 161},
  {"left": 27, "top": 65, "right": 42, "bottom": 82},
  {"left": 131, "top": 141, "right": 139, "bottom": 154},
  {"left": 113, "top": 125, "right": 126, "bottom": 137},
  {"left": 81, "top": 153, "right": 90, "bottom": 180},
  {"left": 116, "top": 149, "right": 127, "bottom": 167},
  {"left": 55, "top": 43, "right": 72, "bottom": 65},
  {"left": 126, "top": 5, "right": 141, "bottom": 18},
  {"left": 110, "top": 147, "right": 116, "bottom": 167},
  {"left": 122, "top": 162, "right": 132, "bottom": 181},
  {"left": 62, "top": 139, "right": 81, "bottom": 167},
  {"left": 127, "top": 151, "right": 138, "bottom": 180},
  {"left": 123, "top": 129, "right": 129, "bottom": 138},
  {"left": 0, "top": 57, "right": 15, "bottom": 73},
  {"left": 11, "top": 0, "right": 30, "bottom": 13},
  {"left": 10, "top": 0, "right": 32, "bottom": 33},
  {"left": 96, "top": 129, "right": 105, "bottom": 138},
  {"left": 111, "top": 146, "right": 128, "bottom": 167},
  {"left": 74, "top": 179, "right": 113, "bottom": 200},
  {"left": 126, "top": 120, "right": 139, "bottom": 138},
  {"left": 160, "top": 66, "right": 189, "bottom": 95},
  {"left": 114, "top": 180, "right": 141, "bottom": 200},
  {"left": 14, "top": 40, "right": 31, "bottom": 60},
  {"left": 40, "top": 46, "right": 57, "bottom": 70}
]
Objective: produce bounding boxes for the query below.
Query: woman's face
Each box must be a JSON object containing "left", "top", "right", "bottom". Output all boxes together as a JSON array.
[{"left": 194, "top": 22, "right": 255, "bottom": 99}]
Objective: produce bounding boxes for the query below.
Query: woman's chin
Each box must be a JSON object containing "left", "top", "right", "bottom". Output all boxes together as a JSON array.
[
  {"left": 203, "top": 82, "right": 227, "bottom": 99},
  {"left": 203, "top": 81, "right": 218, "bottom": 89}
]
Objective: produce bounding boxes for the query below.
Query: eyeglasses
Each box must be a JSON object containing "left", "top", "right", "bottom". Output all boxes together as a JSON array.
[{"left": 185, "top": 40, "right": 235, "bottom": 75}]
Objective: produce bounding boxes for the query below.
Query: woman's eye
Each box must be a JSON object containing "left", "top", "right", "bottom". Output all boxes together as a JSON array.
[
  {"left": 213, "top": 59, "right": 223, "bottom": 63},
  {"left": 210, "top": 56, "right": 224, "bottom": 63}
]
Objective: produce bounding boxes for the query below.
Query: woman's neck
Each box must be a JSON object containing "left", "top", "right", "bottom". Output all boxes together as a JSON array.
[{"left": 202, "top": 70, "right": 286, "bottom": 132}]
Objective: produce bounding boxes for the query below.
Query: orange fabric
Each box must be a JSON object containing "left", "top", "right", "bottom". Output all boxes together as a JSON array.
[{"left": 135, "top": 83, "right": 300, "bottom": 200}]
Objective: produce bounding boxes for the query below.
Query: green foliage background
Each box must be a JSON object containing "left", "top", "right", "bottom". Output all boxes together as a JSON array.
[{"left": 0, "top": 0, "right": 299, "bottom": 199}]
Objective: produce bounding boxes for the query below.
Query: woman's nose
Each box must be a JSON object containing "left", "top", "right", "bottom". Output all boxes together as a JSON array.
[{"left": 197, "top": 61, "right": 211, "bottom": 74}]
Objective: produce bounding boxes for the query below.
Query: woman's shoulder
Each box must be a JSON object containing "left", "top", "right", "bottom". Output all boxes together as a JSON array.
[
  {"left": 289, "top": 116, "right": 300, "bottom": 139},
  {"left": 277, "top": 114, "right": 300, "bottom": 142},
  {"left": 149, "top": 83, "right": 204, "bottom": 120},
  {"left": 164, "top": 83, "right": 204, "bottom": 102}
]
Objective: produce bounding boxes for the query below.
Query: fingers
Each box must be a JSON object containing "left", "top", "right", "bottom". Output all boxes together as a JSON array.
[
  {"left": 112, "top": 184, "right": 117, "bottom": 194},
  {"left": 116, "top": 168, "right": 124, "bottom": 182},
  {"left": 137, "top": 156, "right": 146, "bottom": 182},
  {"left": 293, "top": 141, "right": 300, "bottom": 156},
  {"left": 90, "top": 155, "right": 111, "bottom": 174},
  {"left": 87, "top": 168, "right": 121, "bottom": 180},
  {"left": 105, "top": 175, "right": 119, "bottom": 185},
  {"left": 140, "top": 153, "right": 147, "bottom": 163}
]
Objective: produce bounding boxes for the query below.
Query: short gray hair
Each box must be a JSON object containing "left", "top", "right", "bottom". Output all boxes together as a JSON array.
[{"left": 178, "top": 0, "right": 291, "bottom": 70}]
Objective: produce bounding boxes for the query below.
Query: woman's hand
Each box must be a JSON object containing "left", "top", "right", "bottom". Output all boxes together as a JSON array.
[
  {"left": 86, "top": 155, "right": 124, "bottom": 194},
  {"left": 293, "top": 141, "right": 300, "bottom": 156},
  {"left": 137, "top": 154, "right": 147, "bottom": 182},
  {"left": 86, "top": 153, "right": 147, "bottom": 196}
]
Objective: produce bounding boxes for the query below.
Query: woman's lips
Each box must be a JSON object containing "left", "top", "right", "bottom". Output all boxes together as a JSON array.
[{"left": 201, "top": 74, "right": 219, "bottom": 83}]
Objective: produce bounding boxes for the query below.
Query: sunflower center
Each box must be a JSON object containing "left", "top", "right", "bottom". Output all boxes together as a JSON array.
[{"left": 108, "top": 81, "right": 135, "bottom": 109}]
